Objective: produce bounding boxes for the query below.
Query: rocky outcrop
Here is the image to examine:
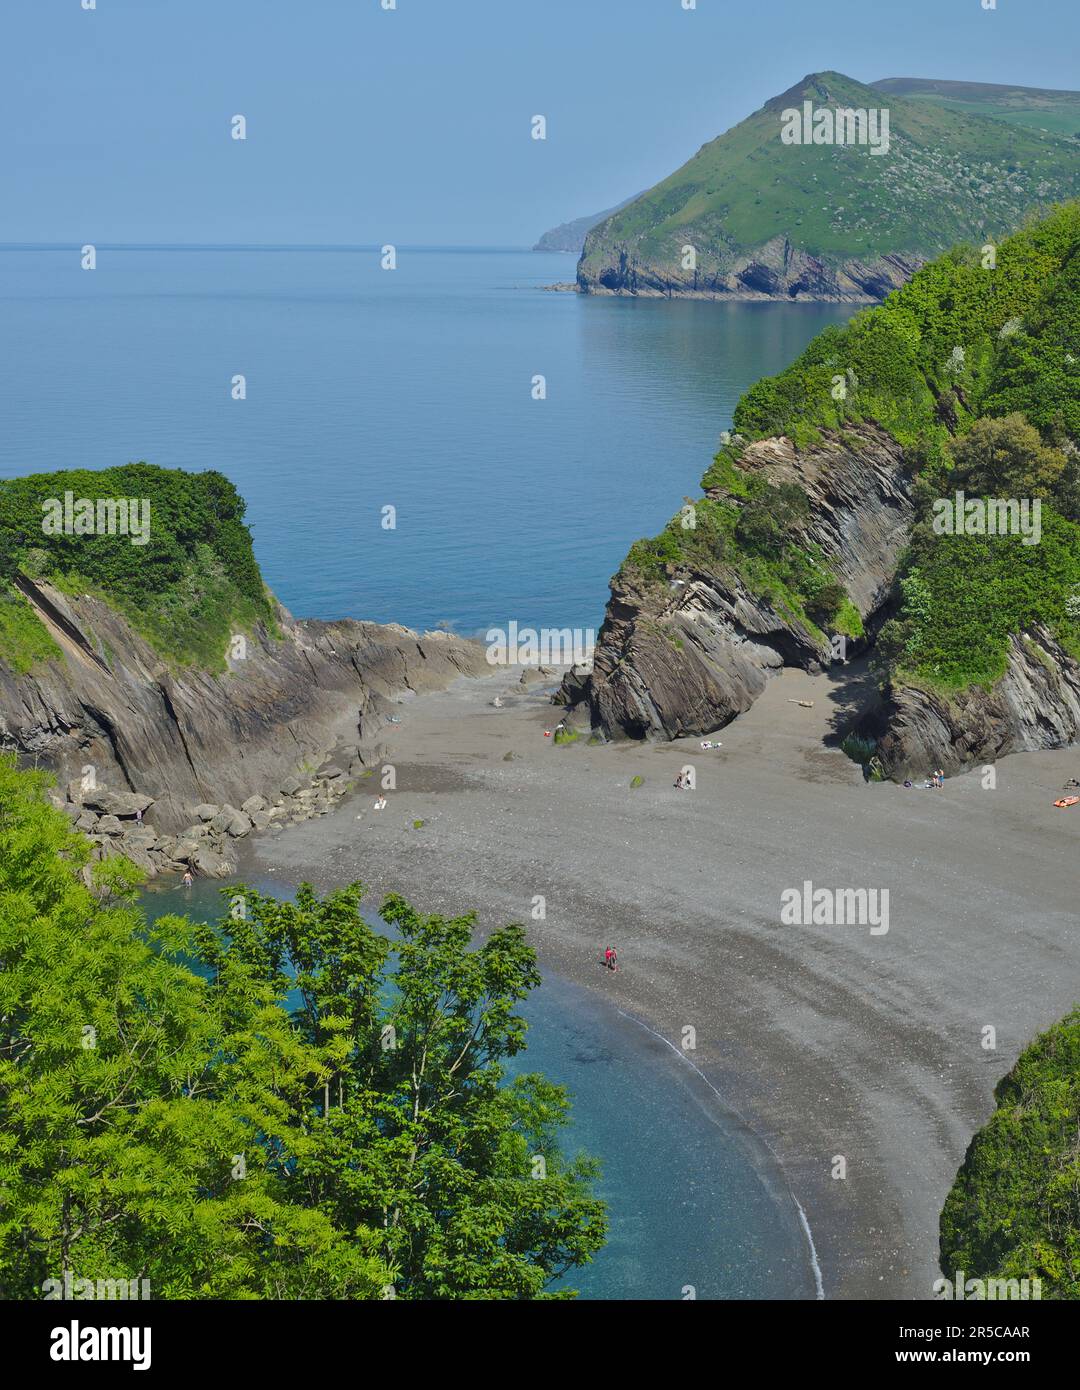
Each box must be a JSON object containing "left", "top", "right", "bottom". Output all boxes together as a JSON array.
[
  {"left": 562, "top": 424, "right": 914, "bottom": 740},
  {"left": 52, "top": 751, "right": 385, "bottom": 881},
  {"left": 875, "top": 627, "right": 1080, "bottom": 780},
  {"left": 579, "top": 236, "right": 922, "bottom": 304},
  {"left": 1, "top": 577, "right": 486, "bottom": 849}
]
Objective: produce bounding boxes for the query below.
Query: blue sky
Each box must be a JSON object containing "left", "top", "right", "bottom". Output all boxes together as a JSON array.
[{"left": 3, "top": 0, "right": 1078, "bottom": 246}]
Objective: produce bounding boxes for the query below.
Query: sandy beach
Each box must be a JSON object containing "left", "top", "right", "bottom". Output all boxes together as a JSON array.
[{"left": 249, "top": 660, "right": 1080, "bottom": 1300}]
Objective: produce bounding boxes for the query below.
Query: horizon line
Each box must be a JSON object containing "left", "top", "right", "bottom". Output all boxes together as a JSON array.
[{"left": 0, "top": 241, "right": 563, "bottom": 254}]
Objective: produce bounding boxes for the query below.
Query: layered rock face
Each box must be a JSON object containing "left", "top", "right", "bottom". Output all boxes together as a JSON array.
[
  {"left": 563, "top": 424, "right": 914, "bottom": 740},
  {"left": 578, "top": 236, "right": 922, "bottom": 304},
  {"left": 875, "top": 626, "right": 1080, "bottom": 780},
  {"left": 0, "top": 576, "right": 485, "bottom": 840}
]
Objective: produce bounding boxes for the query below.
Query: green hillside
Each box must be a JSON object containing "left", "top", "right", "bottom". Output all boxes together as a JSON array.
[
  {"left": 0, "top": 465, "right": 277, "bottom": 672},
  {"left": 579, "top": 72, "right": 1080, "bottom": 298},
  {"left": 621, "top": 203, "right": 1080, "bottom": 692},
  {"left": 874, "top": 77, "right": 1080, "bottom": 140}
]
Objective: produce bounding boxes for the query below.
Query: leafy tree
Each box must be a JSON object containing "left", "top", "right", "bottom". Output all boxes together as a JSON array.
[
  {"left": 804, "top": 580, "right": 845, "bottom": 627},
  {"left": 203, "top": 885, "right": 607, "bottom": 1299},
  {"left": 947, "top": 413, "right": 1067, "bottom": 498},
  {"left": 0, "top": 758, "right": 605, "bottom": 1299},
  {"left": 735, "top": 482, "right": 810, "bottom": 555},
  {"left": 940, "top": 1008, "right": 1080, "bottom": 1299}
]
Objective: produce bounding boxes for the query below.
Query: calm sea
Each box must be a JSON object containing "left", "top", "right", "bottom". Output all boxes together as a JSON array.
[
  {"left": 9, "top": 245, "right": 845, "bottom": 1298},
  {"left": 0, "top": 245, "right": 851, "bottom": 635}
]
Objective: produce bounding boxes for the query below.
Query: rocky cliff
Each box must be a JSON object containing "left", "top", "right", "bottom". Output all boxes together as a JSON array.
[
  {"left": 576, "top": 71, "right": 1080, "bottom": 305},
  {"left": 564, "top": 424, "right": 914, "bottom": 740},
  {"left": 0, "top": 575, "right": 485, "bottom": 873},
  {"left": 875, "top": 626, "right": 1080, "bottom": 780},
  {"left": 579, "top": 237, "right": 921, "bottom": 304}
]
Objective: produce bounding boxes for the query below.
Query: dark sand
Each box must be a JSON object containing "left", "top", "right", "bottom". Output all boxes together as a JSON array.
[{"left": 250, "top": 660, "right": 1079, "bottom": 1300}]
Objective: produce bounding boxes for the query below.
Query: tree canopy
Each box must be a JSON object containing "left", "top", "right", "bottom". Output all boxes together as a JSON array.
[
  {"left": 940, "top": 1009, "right": 1080, "bottom": 1299},
  {"left": 0, "top": 756, "right": 605, "bottom": 1299}
]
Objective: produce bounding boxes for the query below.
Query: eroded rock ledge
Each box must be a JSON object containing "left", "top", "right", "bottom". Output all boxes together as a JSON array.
[
  {"left": 0, "top": 578, "right": 486, "bottom": 865},
  {"left": 563, "top": 424, "right": 914, "bottom": 740},
  {"left": 578, "top": 237, "right": 923, "bottom": 304},
  {"left": 875, "top": 626, "right": 1080, "bottom": 780}
]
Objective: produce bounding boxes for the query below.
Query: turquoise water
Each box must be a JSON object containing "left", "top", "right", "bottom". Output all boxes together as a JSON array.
[
  {"left": 8, "top": 245, "right": 838, "bottom": 1297},
  {"left": 0, "top": 245, "right": 851, "bottom": 634},
  {"left": 141, "top": 877, "right": 815, "bottom": 1299}
]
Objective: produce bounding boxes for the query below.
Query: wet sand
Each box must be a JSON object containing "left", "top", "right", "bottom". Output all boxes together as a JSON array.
[{"left": 250, "top": 660, "right": 1080, "bottom": 1300}]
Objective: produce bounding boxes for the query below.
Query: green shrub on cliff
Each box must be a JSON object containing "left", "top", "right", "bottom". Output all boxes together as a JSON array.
[
  {"left": 940, "top": 1008, "right": 1080, "bottom": 1299},
  {"left": 0, "top": 585, "right": 60, "bottom": 672},
  {"left": 887, "top": 414, "right": 1080, "bottom": 687},
  {"left": 691, "top": 205, "right": 1080, "bottom": 692},
  {"left": 0, "top": 464, "right": 276, "bottom": 671},
  {"left": 0, "top": 756, "right": 606, "bottom": 1300},
  {"left": 725, "top": 204, "right": 1080, "bottom": 456}
]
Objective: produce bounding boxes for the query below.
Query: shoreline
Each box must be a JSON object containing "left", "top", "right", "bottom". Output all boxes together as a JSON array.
[
  {"left": 542, "top": 281, "right": 884, "bottom": 304},
  {"left": 248, "top": 660, "right": 1080, "bottom": 1299},
  {"left": 152, "top": 850, "right": 821, "bottom": 1299}
]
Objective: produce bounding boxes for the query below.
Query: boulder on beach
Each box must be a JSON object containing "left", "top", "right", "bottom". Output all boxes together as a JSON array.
[
  {"left": 224, "top": 811, "right": 253, "bottom": 838},
  {"left": 194, "top": 804, "right": 220, "bottom": 821},
  {"left": 119, "top": 842, "right": 157, "bottom": 876},
  {"left": 241, "top": 794, "right": 267, "bottom": 815},
  {"left": 96, "top": 814, "right": 124, "bottom": 835},
  {"left": 194, "top": 847, "right": 232, "bottom": 878},
  {"left": 81, "top": 789, "right": 155, "bottom": 818},
  {"left": 279, "top": 775, "right": 303, "bottom": 797}
]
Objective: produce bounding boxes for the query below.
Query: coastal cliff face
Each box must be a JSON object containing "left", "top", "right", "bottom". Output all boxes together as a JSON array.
[
  {"left": 574, "top": 70, "right": 1080, "bottom": 306},
  {"left": 875, "top": 626, "right": 1080, "bottom": 780},
  {"left": 571, "top": 206, "right": 1080, "bottom": 778},
  {"left": 567, "top": 424, "right": 914, "bottom": 740},
  {"left": 0, "top": 575, "right": 485, "bottom": 848},
  {"left": 578, "top": 236, "right": 921, "bottom": 304}
]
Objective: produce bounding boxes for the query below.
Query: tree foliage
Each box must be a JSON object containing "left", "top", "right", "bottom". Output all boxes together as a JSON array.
[
  {"left": 0, "top": 465, "right": 275, "bottom": 670},
  {"left": 0, "top": 758, "right": 605, "bottom": 1300},
  {"left": 940, "top": 1009, "right": 1080, "bottom": 1299}
]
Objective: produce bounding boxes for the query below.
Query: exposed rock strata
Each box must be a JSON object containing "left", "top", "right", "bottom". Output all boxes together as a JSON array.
[
  {"left": 1, "top": 577, "right": 485, "bottom": 859},
  {"left": 875, "top": 627, "right": 1080, "bottom": 780},
  {"left": 563, "top": 424, "right": 914, "bottom": 741},
  {"left": 578, "top": 235, "right": 923, "bottom": 304}
]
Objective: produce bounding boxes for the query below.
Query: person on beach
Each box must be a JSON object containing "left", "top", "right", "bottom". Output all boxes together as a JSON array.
[
  {"left": 374, "top": 796, "right": 387, "bottom": 811},
  {"left": 609, "top": 946, "right": 618, "bottom": 972}
]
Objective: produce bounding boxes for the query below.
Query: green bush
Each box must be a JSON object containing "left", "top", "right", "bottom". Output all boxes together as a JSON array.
[
  {"left": 0, "top": 464, "right": 277, "bottom": 671},
  {"left": 940, "top": 1008, "right": 1080, "bottom": 1299}
]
